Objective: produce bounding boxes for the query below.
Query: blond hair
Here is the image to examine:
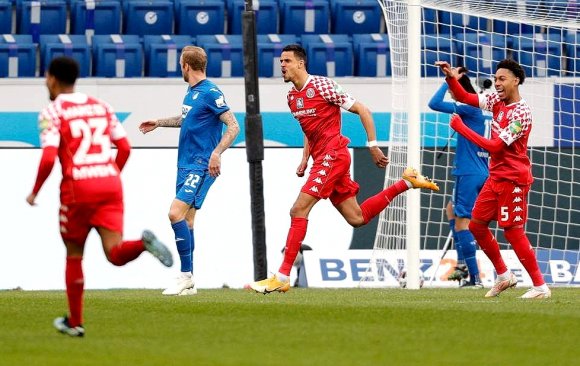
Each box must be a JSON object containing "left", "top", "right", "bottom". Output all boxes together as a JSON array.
[{"left": 181, "top": 46, "right": 207, "bottom": 72}]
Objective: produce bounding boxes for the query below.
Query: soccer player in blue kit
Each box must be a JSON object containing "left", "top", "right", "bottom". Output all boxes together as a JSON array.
[
  {"left": 428, "top": 67, "right": 490, "bottom": 287},
  {"left": 139, "top": 46, "right": 240, "bottom": 295}
]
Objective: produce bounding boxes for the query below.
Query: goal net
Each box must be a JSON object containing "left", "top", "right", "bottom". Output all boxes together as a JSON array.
[{"left": 366, "top": 0, "right": 579, "bottom": 288}]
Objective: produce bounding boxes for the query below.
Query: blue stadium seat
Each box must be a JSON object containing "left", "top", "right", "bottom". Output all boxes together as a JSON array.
[
  {"left": 512, "top": 33, "right": 563, "bottom": 77},
  {"left": 0, "top": 1, "right": 12, "bottom": 34},
  {"left": 565, "top": 32, "right": 580, "bottom": 76},
  {"left": 70, "top": 0, "right": 122, "bottom": 36},
  {"left": 422, "top": 35, "right": 453, "bottom": 77},
  {"left": 92, "top": 34, "right": 143, "bottom": 77},
  {"left": 455, "top": 33, "right": 509, "bottom": 75},
  {"left": 0, "top": 34, "right": 36, "bottom": 77},
  {"left": 39, "top": 35, "right": 91, "bottom": 77},
  {"left": 421, "top": 7, "right": 438, "bottom": 35},
  {"left": 490, "top": 0, "right": 538, "bottom": 34},
  {"left": 18, "top": 0, "right": 67, "bottom": 43},
  {"left": 123, "top": 0, "right": 174, "bottom": 36},
  {"left": 301, "top": 34, "right": 353, "bottom": 77},
  {"left": 330, "top": 0, "right": 381, "bottom": 35},
  {"left": 196, "top": 35, "right": 243, "bottom": 77},
  {"left": 438, "top": 10, "right": 487, "bottom": 37},
  {"left": 176, "top": 0, "right": 225, "bottom": 36},
  {"left": 228, "top": 0, "right": 278, "bottom": 35},
  {"left": 280, "top": 0, "right": 330, "bottom": 35},
  {"left": 257, "top": 34, "right": 298, "bottom": 77},
  {"left": 143, "top": 35, "right": 192, "bottom": 77},
  {"left": 352, "top": 33, "right": 390, "bottom": 77}
]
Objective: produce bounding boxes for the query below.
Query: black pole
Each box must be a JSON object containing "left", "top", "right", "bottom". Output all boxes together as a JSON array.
[{"left": 242, "top": 0, "right": 267, "bottom": 281}]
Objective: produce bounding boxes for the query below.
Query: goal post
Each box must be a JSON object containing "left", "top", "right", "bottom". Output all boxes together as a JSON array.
[{"left": 367, "top": 0, "right": 579, "bottom": 288}]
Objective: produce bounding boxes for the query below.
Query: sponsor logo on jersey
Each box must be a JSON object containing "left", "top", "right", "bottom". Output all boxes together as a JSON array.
[
  {"left": 512, "top": 187, "right": 522, "bottom": 193},
  {"left": 318, "top": 169, "right": 327, "bottom": 176},
  {"left": 215, "top": 95, "right": 226, "bottom": 108},
  {"left": 513, "top": 206, "right": 523, "bottom": 212},
  {"left": 310, "top": 186, "right": 319, "bottom": 193},
  {"left": 324, "top": 154, "right": 332, "bottom": 160},
  {"left": 182, "top": 105, "right": 192, "bottom": 119},
  {"left": 296, "top": 98, "right": 304, "bottom": 109},
  {"left": 513, "top": 197, "right": 522, "bottom": 203},
  {"left": 292, "top": 108, "right": 316, "bottom": 118},
  {"left": 306, "top": 88, "right": 315, "bottom": 98},
  {"left": 514, "top": 216, "right": 523, "bottom": 222},
  {"left": 509, "top": 120, "right": 522, "bottom": 135},
  {"left": 72, "top": 163, "right": 118, "bottom": 180},
  {"left": 314, "top": 177, "right": 323, "bottom": 184},
  {"left": 322, "top": 161, "right": 330, "bottom": 167}
]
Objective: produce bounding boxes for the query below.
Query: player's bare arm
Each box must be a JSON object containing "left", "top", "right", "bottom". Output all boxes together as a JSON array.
[
  {"left": 348, "top": 101, "right": 389, "bottom": 169},
  {"left": 297, "top": 136, "right": 310, "bottom": 177},
  {"left": 139, "top": 115, "right": 181, "bottom": 134},
  {"left": 208, "top": 110, "right": 240, "bottom": 177}
]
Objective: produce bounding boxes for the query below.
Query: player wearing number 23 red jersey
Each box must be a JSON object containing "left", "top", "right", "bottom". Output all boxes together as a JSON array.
[
  {"left": 27, "top": 57, "right": 173, "bottom": 337},
  {"left": 437, "top": 58, "right": 550, "bottom": 299}
]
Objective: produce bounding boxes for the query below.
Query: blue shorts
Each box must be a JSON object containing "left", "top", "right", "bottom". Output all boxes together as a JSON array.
[
  {"left": 175, "top": 167, "right": 216, "bottom": 210},
  {"left": 452, "top": 174, "right": 487, "bottom": 219}
]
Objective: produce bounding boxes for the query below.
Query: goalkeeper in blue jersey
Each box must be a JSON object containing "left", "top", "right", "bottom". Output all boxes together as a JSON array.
[
  {"left": 428, "top": 67, "right": 490, "bottom": 287},
  {"left": 139, "top": 46, "right": 240, "bottom": 295}
]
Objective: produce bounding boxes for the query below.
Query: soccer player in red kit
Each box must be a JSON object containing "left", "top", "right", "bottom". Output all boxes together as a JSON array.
[
  {"left": 436, "top": 59, "right": 551, "bottom": 299},
  {"left": 247, "top": 44, "right": 439, "bottom": 294},
  {"left": 26, "top": 57, "right": 174, "bottom": 337}
]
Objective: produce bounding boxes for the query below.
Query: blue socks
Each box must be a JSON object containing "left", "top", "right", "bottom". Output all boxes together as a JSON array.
[
  {"left": 450, "top": 219, "right": 464, "bottom": 265},
  {"left": 456, "top": 229, "right": 480, "bottom": 283},
  {"left": 171, "top": 220, "right": 192, "bottom": 273}
]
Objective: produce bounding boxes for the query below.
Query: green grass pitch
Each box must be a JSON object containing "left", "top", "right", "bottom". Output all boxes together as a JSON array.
[{"left": 1, "top": 287, "right": 578, "bottom": 366}]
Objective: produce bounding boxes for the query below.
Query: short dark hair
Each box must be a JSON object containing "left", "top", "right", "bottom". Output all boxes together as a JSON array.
[
  {"left": 456, "top": 66, "right": 476, "bottom": 94},
  {"left": 282, "top": 44, "right": 307, "bottom": 68},
  {"left": 496, "top": 59, "right": 525, "bottom": 85},
  {"left": 48, "top": 57, "right": 79, "bottom": 86}
]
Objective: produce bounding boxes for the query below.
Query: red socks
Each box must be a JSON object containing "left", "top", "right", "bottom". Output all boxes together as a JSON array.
[
  {"left": 360, "top": 180, "right": 408, "bottom": 225},
  {"left": 65, "top": 256, "right": 84, "bottom": 327},
  {"left": 468, "top": 221, "right": 508, "bottom": 275},
  {"left": 504, "top": 227, "right": 545, "bottom": 286},
  {"left": 278, "top": 218, "right": 308, "bottom": 276},
  {"left": 108, "top": 240, "right": 145, "bottom": 266}
]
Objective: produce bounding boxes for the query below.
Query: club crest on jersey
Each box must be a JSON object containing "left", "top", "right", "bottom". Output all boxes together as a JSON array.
[
  {"left": 215, "top": 95, "right": 226, "bottom": 108},
  {"left": 192, "top": 92, "right": 199, "bottom": 100},
  {"left": 306, "top": 88, "right": 315, "bottom": 98},
  {"left": 509, "top": 120, "right": 522, "bottom": 134},
  {"left": 297, "top": 97, "right": 304, "bottom": 109},
  {"left": 39, "top": 118, "right": 51, "bottom": 131}
]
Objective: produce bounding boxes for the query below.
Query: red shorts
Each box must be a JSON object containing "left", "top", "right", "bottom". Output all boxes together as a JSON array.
[
  {"left": 471, "top": 179, "right": 530, "bottom": 228},
  {"left": 301, "top": 148, "right": 360, "bottom": 206},
  {"left": 59, "top": 199, "right": 124, "bottom": 244}
]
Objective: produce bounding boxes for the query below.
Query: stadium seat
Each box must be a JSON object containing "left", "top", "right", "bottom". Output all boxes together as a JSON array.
[
  {"left": 123, "top": 0, "right": 174, "bottom": 36},
  {"left": 421, "top": 7, "right": 438, "bottom": 35},
  {"left": 454, "top": 33, "right": 509, "bottom": 75},
  {"left": 257, "top": 34, "right": 298, "bottom": 77},
  {"left": 39, "top": 34, "right": 91, "bottom": 77},
  {"left": 196, "top": 35, "right": 244, "bottom": 77},
  {"left": 422, "top": 35, "right": 453, "bottom": 77},
  {"left": 70, "top": 0, "right": 122, "bottom": 36},
  {"left": 0, "top": 34, "right": 36, "bottom": 77},
  {"left": 176, "top": 0, "right": 225, "bottom": 36},
  {"left": 92, "top": 34, "right": 143, "bottom": 77},
  {"left": 301, "top": 34, "right": 353, "bottom": 77},
  {"left": 330, "top": 0, "right": 381, "bottom": 35},
  {"left": 280, "top": 0, "right": 330, "bottom": 35},
  {"left": 565, "top": 32, "right": 580, "bottom": 76},
  {"left": 512, "top": 33, "right": 563, "bottom": 77},
  {"left": 0, "top": 1, "right": 12, "bottom": 34},
  {"left": 438, "top": 10, "right": 487, "bottom": 37},
  {"left": 352, "top": 33, "right": 390, "bottom": 77},
  {"left": 143, "top": 35, "right": 192, "bottom": 77},
  {"left": 228, "top": 0, "right": 278, "bottom": 35},
  {"left": 18, "top": 0, "right": 67, "bottom": 43}
]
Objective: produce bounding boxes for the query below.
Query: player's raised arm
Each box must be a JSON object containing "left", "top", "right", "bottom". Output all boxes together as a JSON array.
[
  {"left": 435, "top": 61, "right": 479, "bottom": 108},
  {"left": 139, "top": 115, "right": 182, "bottom": 134},
  {"left": 348, "top": 101, "right": 389, "bottom": 169}
]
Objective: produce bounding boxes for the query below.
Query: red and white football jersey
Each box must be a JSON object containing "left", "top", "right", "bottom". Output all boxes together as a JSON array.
[
  {"left": 287, "top": 75, "right": 356, "bottom": 158},
  {"left": 479, "top": 92, "right": 533, "bottom": 185},
  {"left": 39, "top": 92, "right": 127, "bottom": 204}
]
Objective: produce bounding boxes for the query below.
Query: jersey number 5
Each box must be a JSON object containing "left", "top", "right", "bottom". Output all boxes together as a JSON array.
[{"left": 69, "top": 118, "right": 112, "bottom": 165}]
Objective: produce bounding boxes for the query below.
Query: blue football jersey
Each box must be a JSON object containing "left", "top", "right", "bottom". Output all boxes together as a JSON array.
[
  {"left": 177, "top": 79, "right": 230, "bottom": 168},
  {"left": 428, "top": 83, "right": 490, "bottom": 176}
]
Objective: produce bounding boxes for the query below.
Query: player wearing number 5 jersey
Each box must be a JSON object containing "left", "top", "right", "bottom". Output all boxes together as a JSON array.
[
  {"left": 27, "top": 57, "right": 173, "bottom": 337},
  {"left": 436, "top": 59, "right": 550, "bottom": 299},
  {"left": 139, "top": 46, "right": 240, "bottom": 295}
]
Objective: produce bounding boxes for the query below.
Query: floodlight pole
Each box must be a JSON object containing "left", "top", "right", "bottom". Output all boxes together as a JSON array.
[{"left": 242, "top": 0, "right": 268, "bottom": 280}]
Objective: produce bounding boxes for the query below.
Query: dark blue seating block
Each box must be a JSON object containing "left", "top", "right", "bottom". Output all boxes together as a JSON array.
[
  {"left": 70, "top": 0, "right": 122, "bottom": 35},
  {"left": 229, "top": 0, "right": 278, "bottom": 35},
  {"left": 0, "top": 37, "right": 36, "bottom": 77},
  {"left": 39, "top": 35, "right": 91, "bottom": 76},
  {"left": 455, "top": 33, "right": 509, "bottom": 75},
  {"left": 513, "top": 33, "right": 563, "bottom": 77},
  {"left": 196, "top": 35, "right": 243, "bottom": 77},
  {"left": 92, "top": 35, "right": 143, "bottom": 77},
  {"left": 257, "top": 34, "right": 298, "bottom": 77},
  {"left": 0, "top": 1, "right": 12, "bottom": 34},
  {"left": 352, "top": 34, "right": 389, "bottom": 77},
  {"left": 176, "top": 0, "right": 225, "bottom": 36},
  {"left": 18, "top": 1, "right": 67, "bottom": 42},
  {"left": 143, "top": 35, "right": 192, "bottom": 77},
  {"left": 422, "top": 35, "right": 453, "bottom": 77},
  {"left": 123, "top": 0, "right": 174, "bottom": 36},
  {"left": 565, "top": 33, "right": 579, "bottom": 75},
  {"left": 438, "top": 10, "right": 487, "bottom": 36},
  {"left": 331, "top": 0, "right": 381, "bottom": 35},
  {"left": 301, "top": 34, "right": 353, "bottom": 77},
  {"left": 280, "top": 0, "right": 330, "bottom": 35}
]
